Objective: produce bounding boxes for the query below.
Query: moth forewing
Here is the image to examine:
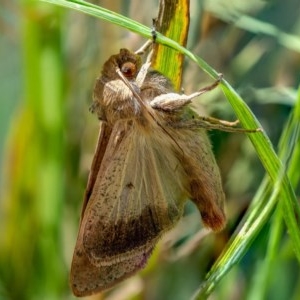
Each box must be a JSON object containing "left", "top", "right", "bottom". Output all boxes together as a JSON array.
[
  {"left": 80, "top": 121, "right": 190, "bottom": 263},
  {"left": 70, "top": 211, "right": 155, "bottom": 296},
  {"left": 71, "top": 121, "right": 191, "bottom": 296},
  {"left": 79, "top": 122, "right": 113, "bottom": 218}
]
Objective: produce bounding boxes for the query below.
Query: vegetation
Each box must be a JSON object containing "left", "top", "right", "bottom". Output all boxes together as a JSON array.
[{"left": 0, "top": 0, "right": 299, "bottom": 299}]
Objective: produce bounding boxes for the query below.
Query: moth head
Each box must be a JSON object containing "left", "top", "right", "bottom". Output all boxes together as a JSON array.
[{"left": 101, "top": 48, "right": 142, "bottom": 81}]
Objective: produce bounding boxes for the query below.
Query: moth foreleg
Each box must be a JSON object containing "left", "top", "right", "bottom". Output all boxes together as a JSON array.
[
  {"left": 151, "top": 75, "right": 223, "bottom": 112},
  {"left": 151, "top": 91, "right": 203, "bottom": 111}
]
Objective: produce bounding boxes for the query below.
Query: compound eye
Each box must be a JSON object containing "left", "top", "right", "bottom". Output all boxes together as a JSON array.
[{"left": 121, "top": 62, "right": 137, "bottom": 78}]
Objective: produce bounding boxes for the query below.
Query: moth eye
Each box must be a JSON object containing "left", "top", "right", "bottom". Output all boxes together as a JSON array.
[{"left": 121, "top": 62, "right": 137, "bottom": 78}]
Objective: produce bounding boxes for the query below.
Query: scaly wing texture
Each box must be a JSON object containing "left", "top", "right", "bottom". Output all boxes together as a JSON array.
[
  {"left": 80, "top": 122, "right": 113, "bottom": 219},
  {"left": 175, "top": 127, "right": 226, "bottom": 231},
  {"left": 70, "top": 120, "right": 189, "bottom": 296},
  {"left": 70, "top": 225, "right": 153, "bottom": 297}
]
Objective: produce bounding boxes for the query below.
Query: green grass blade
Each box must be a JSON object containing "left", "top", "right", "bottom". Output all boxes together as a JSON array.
[
  {"left": 42, "top": 0, "right": 151, "bottom": 37},
  {"left": 193, "top": 85, "right": 300, "bottom": 299},
  {"left": 206, "top": 4, "right": 300, "bottom": 53}
]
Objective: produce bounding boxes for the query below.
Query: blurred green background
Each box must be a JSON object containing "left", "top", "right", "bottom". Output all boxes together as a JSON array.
[{"left": 1, "top": 0, "right": 300, "bottom": 299}]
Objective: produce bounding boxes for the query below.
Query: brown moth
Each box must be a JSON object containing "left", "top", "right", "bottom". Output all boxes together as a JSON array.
[{"left": 70, "top": 48, "right": 256, "bottom": 296}]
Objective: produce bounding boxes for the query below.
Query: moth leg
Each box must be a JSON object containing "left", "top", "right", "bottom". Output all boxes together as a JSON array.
[
  {"left": 151, "top": 75, "right": 222, "bottom": 112},
  {"left": 135, "top": 40, "right": 153, "bottom": 55},
  {"left": 136, "top": 60, "right": 152, "bottom": 87},
  {"left": 197, "top": 117, "right": 261, "bottom": 132},
  {"left": 170, "top": 116, "right": 260, "bottom": 133},
  {"left": 196, "top": 116, "right": 242, "bottom": 129},
  {"left": 135, "top": 19, "right": 158, "bottom": 55},
  {"left": 197, "top": 73, "right": 223, "bottom": 93},
  {"left": 151, "top": 92, "right": 202, "bottom": 111},
  {"left": 203, "top": 117, "right": 240, "bottom": 127}
]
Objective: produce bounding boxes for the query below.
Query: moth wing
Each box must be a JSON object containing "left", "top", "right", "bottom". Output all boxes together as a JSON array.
[
  {"left": 82, "top": 121, "right": 189, "bottom": 263},
  {"left": 71, "top": 121, "right": 189, "bottom": 295},
  {"left": 70, "top": 223, "right": 154, "bottom": 297},
  {"left": 80, "top": 122, "right": 113, "bottom": 218},
  {"left": 176, "top": 128, "right": 226, "bottom": 231}
]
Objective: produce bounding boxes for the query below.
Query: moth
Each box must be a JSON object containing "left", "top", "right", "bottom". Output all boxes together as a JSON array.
[{"left": 70, "top": 48, "right": 257, "bottom": 296}]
